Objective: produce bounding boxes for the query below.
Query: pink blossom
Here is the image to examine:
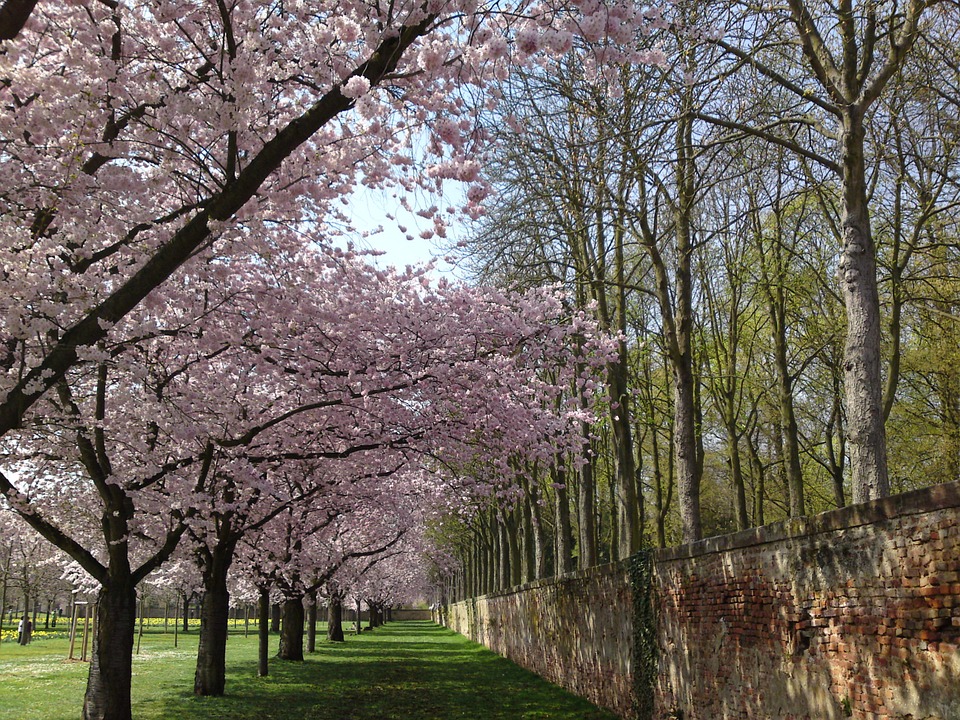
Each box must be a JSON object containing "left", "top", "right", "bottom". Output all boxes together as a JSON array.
[{"left": 341, "top": 76, "right": 371, "bottom": 99}]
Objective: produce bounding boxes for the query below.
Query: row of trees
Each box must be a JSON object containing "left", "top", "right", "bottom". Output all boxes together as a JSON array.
[
  {"left": 0, "top": 504, "right": 419, "bottom": 654},
  {"left": 0, "top": 242, "right": 609, "bottom": 714},
  {"left": 436, "top": 0, "right": 960, "bottom": 595}
]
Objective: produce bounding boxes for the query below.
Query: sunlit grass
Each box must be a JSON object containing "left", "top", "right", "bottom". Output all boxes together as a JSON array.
[{"left": 0, "top": 620, "right": 619, "bottom": 720}]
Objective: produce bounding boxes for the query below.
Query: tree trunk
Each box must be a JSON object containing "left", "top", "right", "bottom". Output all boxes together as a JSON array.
[
  {"left": 609, "top": 358, "right": 641, "bottom": 557},
  {"left": 529, "top": 479, "right": 548, "bottom": 579},
  {"left": 82, "top": 580, "right": 137, "bottom": 720},
  {"left": 306, "top": 591, "right": 317, "bottom": 653},
  {"left": 652, "top": 425, "right": 667, "bottom": 549},
  {"left": 277, "top": 596, "right": 304, "bottom": 661},
  {"left": 674, "top": 360, "right": 701, "bottom": 542},
  {"left": 505, "top": 507, "right": 522, "bottom": 587},
  {"left": 838, "top": 108, "right": 889, "bottom": 504},
  {"left": 257, "top": 588, "right": 269, "bottom": 677},
  {"left": 326, "top": 595, "right": 344, "bottom": 642},
  {"left": 472, "top": 536, "right": 483, "bottom": 596},
  {"left": 484, "top": 518, "right": 495, "bottom": 593},
  {"left": 673, "top": 109, "right": 702, "bottom": 544},
  {"left": 551, "top": 464, "right": 574, "bottom": 573},
  {"left": 827, "top": 375, "right": 847, "bottom": 508},
  {"left": 726, "top": 417, "right": 749, "bottom": 531},
  {"left": 497, "top": 511, "right": 511, "bottom": 588},
  {"left": 194, "top": 541, "right": 236, "bottom": 696},
  {"left": 521, "top": 487, "right": 536, "bottom": 583},
  {"left": 577, "top": 420, "right": 597, "bottom": 568},
  {"left": 270, "top": 603, "right": 280, "bottom": 633},
  {"left": 747, "top": 428, "right": 766, "bottom": 527},
  {"left": 775, "top": 342, "right": 805, "bottom": 518},
  {"left": 489, "top": 510, "right": 501, "bottom": 591}
]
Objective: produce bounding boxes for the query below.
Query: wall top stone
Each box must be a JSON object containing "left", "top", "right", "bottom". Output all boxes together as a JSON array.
[{"left": 654, "top": 480, "right": 960, "bottom": 563}]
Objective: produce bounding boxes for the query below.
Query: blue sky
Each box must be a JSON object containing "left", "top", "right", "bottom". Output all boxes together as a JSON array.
[{"left": 346, "top": 187, "right": 463, "bottom": 277}]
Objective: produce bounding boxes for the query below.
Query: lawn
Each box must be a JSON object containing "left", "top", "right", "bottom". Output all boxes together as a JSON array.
[{"left": 0, "top": 620, "right": 620, "bottom": 720}]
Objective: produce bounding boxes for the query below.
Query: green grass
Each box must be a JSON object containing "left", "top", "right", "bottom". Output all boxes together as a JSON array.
[{"left": 0, "top": 621, "right": 619, "bottom": 720}]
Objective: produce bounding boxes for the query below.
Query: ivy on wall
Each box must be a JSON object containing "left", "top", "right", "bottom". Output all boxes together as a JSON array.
[{"left": 630, "top": 551, "right": 657, "bottom": 720}]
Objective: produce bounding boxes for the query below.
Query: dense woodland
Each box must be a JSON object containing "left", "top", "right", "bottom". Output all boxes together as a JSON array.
[
  {"left": 0, "top": 2, "right": 957, "bottom": 720},
  {"left": 438, "top": 0, "right": 960, "bottom": 599}
]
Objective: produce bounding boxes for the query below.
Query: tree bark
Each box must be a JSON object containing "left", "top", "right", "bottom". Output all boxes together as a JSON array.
[
  {"left": 268, "top": 602, "right": 280, "bottom": 633},
  {"left": 0, "top": 0, "right": 39, "bottom": 41},
  {"left": 672, "top": 110, "right": 702, "bottom": 544},
  {"left": 505, "top": 507, "right": 521, "bottom": 587},
  {"left": 577, "top": 419, "right": 597, "bottom": 568},
  {"left": 521, "top": 487, "right": 536, "bottom": 583},
  {"left": 82, "top": 581, "right": 137, "bottom": 720},
  {"left": 257, "top": 588, "right": 269, "bottom": 677},
  {"left": 277, "top": 597, "right": 304, "bottom": 661},
  {"left": 326, "top": 594, "right": 344, "bottom": 642},
  {"left": 489, "top": 509, "right": 500, "bottom": 591},
  {"left": 774, "top": 328, "right": 805, "bottom": 517},
  {"left": 551, "top": 464, "right": 574, "bottom": 573},
  {"left": 306, "top": 591, "right": 317, "bottom": 653},
  {"left": 838, "top": 107, "right": 889, "bottom": 504},
  {"left": 194, "top": 540, "right": 236, "bottom": 696},
  {"left": 529, "top": 479, "right": 547, "bottom": 579},
  {"left": 497, "top": 510, "right": 511, "bottom": 588},
  {"left": 609, "top": 357, "right": 641, "bottom": 557}
]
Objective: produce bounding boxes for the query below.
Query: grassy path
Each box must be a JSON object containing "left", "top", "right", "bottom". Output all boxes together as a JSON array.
[{"left": 0, "top": 620, "right": 619, "bottom": 720}]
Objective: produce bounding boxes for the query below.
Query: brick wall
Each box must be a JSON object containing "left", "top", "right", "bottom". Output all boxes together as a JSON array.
[
  {"left": 655, "top": 481, "right": 960, "bottom": 719},
  {"left": 444, "top": 480, "right": 960, "bottom": 720}
]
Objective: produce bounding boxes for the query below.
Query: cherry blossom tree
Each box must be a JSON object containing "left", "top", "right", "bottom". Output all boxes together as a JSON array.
[
  {"left": 179, "top": 248, "right": 611, "bottom": 691},
  {"left": 0, "top": 4, "right": 652, "bottom": 719}
]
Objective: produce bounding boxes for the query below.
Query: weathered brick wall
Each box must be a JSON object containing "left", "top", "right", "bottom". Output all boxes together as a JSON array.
[
  {"left": 445, "top": 481, "right": 960, "bottom": 720},
  {"left": 655, "top": 481, "right": 960, "bottom": 720},
  {"left": 445, "top": 562, "right": 635, "bottom": 718}
]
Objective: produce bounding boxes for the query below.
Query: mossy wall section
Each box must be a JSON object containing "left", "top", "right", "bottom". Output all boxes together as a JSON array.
[
  {"left": 445, "top": 562, "right": 635, "bottom": 718},
  {"left": 445, "top": 481, "right": 960, "bottom": 720}
]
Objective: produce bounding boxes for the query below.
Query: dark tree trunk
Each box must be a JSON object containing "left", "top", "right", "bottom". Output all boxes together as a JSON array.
[
  {"left": 521, "top": 487, "right": 536, "bottom": 583},
  {"left": 194, "top": 541, "right": 235, "bottom": 696},
  {"left": 673, "top": 109, "right": 701, "bottom": 545},
  {"left": 306, "top": 591, "right": 317, "bottom": 653},
  {"left": 551, "top": 464, "right": 574, "bottom": 573},
  {"left": 609, "top": 357, "right": 640, "bottom": 557},
  {"left": 490, "top": 510, "right": 501, "bottom": 591},
  {"left": 577, "top": 420, "right": 597, "bottom": 568},
  {"left": 497, "top": 511, "right": 511, "bottom": 588},
  {"left": 257, "top": 588, "right": 269, "bottom": 677},
  {"left": 0, "top": 0, "right": 40, "bottom": 41},
  {"left": 726, "top": 418, "right": 749, "bottom": 531},
  {"left": 82, "top": 580, "right": 137, "bottom": 720},
  {"left": 277, "top": 597, "right": 304, "bottom": 661},
  {"left": 505, "top": 508, "right": 522, "bottom": 587},
  {"left": 269, "top": 603, "right": 280, "bottom": 633},
  {"left": 326, "top": 595, "right": 344, "bottom": 642}
]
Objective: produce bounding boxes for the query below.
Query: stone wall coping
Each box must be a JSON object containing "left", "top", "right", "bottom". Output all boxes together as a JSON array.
[{"left": 653, "top": 480, "right": 960, "bottom": 563}]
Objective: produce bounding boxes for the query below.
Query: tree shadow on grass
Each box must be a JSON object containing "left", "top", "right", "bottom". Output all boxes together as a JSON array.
[{"left": 148, "top": 622, "right": 619, "bottom": 720}]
